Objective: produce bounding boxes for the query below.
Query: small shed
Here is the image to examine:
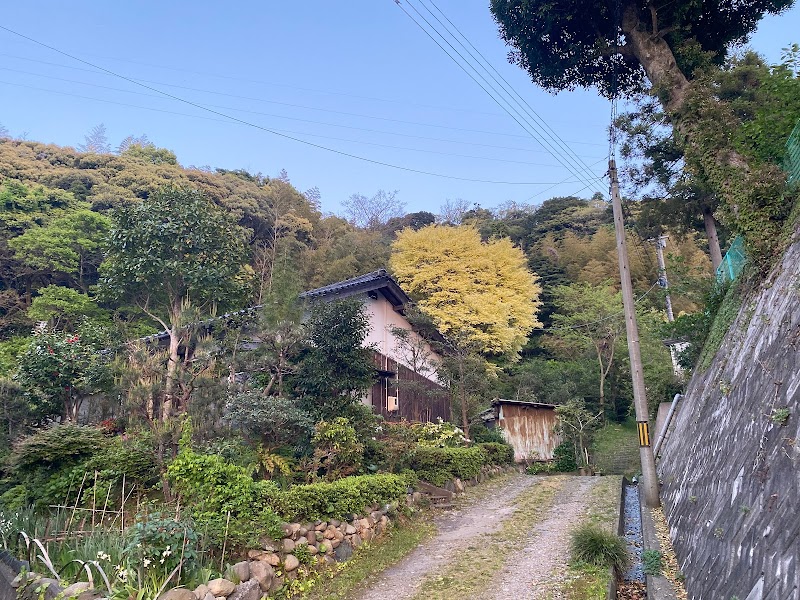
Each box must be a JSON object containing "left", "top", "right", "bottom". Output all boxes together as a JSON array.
[{"left": 485, "top": 399, "right": 561, "bottom": 462}]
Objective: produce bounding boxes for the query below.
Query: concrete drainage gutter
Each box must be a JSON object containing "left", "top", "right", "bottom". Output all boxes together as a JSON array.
[{"left": 640, "top": 498, "right": 679, "bottom": 600}]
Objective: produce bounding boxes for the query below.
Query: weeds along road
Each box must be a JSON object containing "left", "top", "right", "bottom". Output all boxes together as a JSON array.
[{"left": 354, "top": 474, "right": 604, "bottom": 600}]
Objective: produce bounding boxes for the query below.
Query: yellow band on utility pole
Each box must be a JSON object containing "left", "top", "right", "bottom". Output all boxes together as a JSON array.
[{"left": 638, "top": 421, "right": 651, "bottom": 447}]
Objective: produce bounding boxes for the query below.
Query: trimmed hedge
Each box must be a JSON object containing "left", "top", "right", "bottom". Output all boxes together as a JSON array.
[
  {"left": 275, "top": 474, "right": 410, "bottom": 522},
  {"left": 408, "top": 446, "right": 487, "bottom": 486},
  {"left": 478, "top": 442, "right": 515, "bottom": 465}
]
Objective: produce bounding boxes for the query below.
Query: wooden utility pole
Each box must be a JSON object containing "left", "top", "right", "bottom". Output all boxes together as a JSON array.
[
  {"left": 653, "top": 235, "right": 674, "bottom": 322},
  {"left": 609, "top": 159, "right": 660, "bottom": 508}
]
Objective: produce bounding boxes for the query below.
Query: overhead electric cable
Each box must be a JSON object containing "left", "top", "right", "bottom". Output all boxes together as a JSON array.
[
  {"left": 418, "top": 0, "right": 605, "bottom": 190},
  {"left": 394, "top": 0, "right": 605, "bottom": 194},
  {"left": 0, "top": 66, "right": 603, "bottom": 160},
  {"left": 0, "top": 25, "right": 580, "bottom": 186}
]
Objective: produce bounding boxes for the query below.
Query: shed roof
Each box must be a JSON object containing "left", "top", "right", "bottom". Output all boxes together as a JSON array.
[{"left": 492, "top": 399, "right": 557, "bottom": 410}]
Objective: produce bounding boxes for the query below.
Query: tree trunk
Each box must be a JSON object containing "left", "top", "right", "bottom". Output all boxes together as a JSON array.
[
  {"left": 162, "top": 328, "right": 180, "bottom": 422},
  {"left": 458, "top": 356, "right": 470, "bottom": 440},
  {"left": 703, "top": 207, "right": 723, "bottom": 271}
]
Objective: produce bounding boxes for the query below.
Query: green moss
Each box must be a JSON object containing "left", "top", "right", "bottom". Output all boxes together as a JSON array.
[{"left": 591, "top": 422, "right": 639, "bottom": 477}]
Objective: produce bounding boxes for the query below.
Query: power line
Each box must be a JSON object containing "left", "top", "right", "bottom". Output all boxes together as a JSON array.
[
  {"left": 0, "top": 79, "right": 594, "bottom": 175},
  {"left": 0, "top": 25, "right": 586, "bottom": 186},
  {"left": 394, "top": 0, "right": 605, "bottom": 195},
  {"left": 0, "top": 56, "right": 607, "bottom": 147},
  {"left": 418, "top": 0, "right": 605, "bottom": 190},
  {"left": 0, "top": 67, "right": 602, "bottom": 167}
]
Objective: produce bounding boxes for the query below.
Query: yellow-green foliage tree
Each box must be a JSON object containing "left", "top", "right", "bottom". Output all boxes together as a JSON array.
[{"left": 391, "top": 225, "right": 542, "bottom": 358}]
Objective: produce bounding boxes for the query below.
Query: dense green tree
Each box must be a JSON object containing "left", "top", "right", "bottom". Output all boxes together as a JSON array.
[
  {"left": 546, "top": 283, "right": 625, "bottom": 418},
  {"left": 490, "top": 0, "right": 797, "bottom": 261},
  {"left": 27, "top": 285, "right": 107, "bottom": 330},
  {"left": 293, "top": 299, "right": 376, "bottom": 420},
  {"left": 99, "top": 185, "right": 247, "bottom": 421}
]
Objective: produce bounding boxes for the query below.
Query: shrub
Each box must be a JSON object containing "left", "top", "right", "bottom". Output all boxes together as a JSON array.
[
  {"left": 125, "top": 512, "right": 198, "bottom": 575},
  {"left": 8, "top": 424, "right": 108, "bottom": 473},
  {"left": 553, "top": 441, "right": 578, "bottom": 472},
  {"left": 570, "top": 524, "right": 629, "bottom": 572},
  {"left": 275, "top": 474, "right": 410, "bottom": 522},
  {"left": 408, "top": 446, "right": 487, "bottom": 486},
  {"left": 642, "top": 549, "right": 663, "bottom": 576},
  {"left": 310, "top": 417, "right": 364, "bottom": 481},
  {"left": 526, "top": 462, "right": 554, "bottom": 475},
  {"left": 469, "top": 423, "right": 506, "bottom": 444},
  {"left": 167, "top": 449, "right": 283, "bottom": 546},
  {"left": 415, "top": 419, "right": 467, "bottom": 447},
  {"left": 478, "top": 442, "right": 515, "bottom": 465}
]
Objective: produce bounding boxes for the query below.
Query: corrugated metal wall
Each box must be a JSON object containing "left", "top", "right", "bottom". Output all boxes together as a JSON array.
[{"left": 498, "top": 404, "right": 560, "bottom": 461}]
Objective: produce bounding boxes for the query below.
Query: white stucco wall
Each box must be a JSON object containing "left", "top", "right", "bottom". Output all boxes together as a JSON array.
[{"left": 361, "top": 294, "right": 444, "bottom": 385}]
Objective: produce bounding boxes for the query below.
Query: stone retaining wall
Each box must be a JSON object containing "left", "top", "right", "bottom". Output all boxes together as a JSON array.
[{"left": 658, "top": 233, "right": 800, "bottom": 600}]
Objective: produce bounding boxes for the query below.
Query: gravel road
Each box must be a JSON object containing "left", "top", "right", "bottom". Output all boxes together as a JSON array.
[
  {"left": 481, "top": 476, "right": 602, "bottom": 600},
  {"left": 355, "top": 474, "right": 542, "bottom": 600}
]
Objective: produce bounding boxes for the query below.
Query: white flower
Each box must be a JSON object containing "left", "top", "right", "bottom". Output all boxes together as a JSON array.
[
  {"left": 96, "top": 551, "right": 111, "bottom": 561},
  {"left": 143, "top": 558, "right": 152, "bottom": 568},
  {"left": 161, "top": 547, "right": 172, "bottom": 558}
]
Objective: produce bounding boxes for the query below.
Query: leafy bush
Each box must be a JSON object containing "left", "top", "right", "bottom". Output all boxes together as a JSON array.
[
  {"left": 553, "top": 441, "right": 578, "bottom": 472},
  {"left": 408, "top": 446, "right": 487, "bottom": 486},
  {"left": 415, "top": 419, "right": 467, "bottom": 448},
  {"left": 570, "top": 524, "right": 629, "bottom": 572},
  {"left": 310, "top": 417, "right": 364, "bottom": 481},
  {"left": 477, "top": 442, "right": 514, "bottom": 465},
  {"left": 125, "top": 512, "right": 198, "bottom": 574},
  {"left": 469, "top": 423, "right": 506, "bottom": 444},
  {"left": 167, "top": 449, "right": 283, "bottom": 546},
  {"left": 275, "top": 473, "right": 409, "bottom": 522},
  {"left": 526, "top": 462, "right": 555, "bottom": 475},
  {"left": 642, "top": 549, "right": 663, "bottom": 576},
  {"left": 8, "top": 424, "right": 108, "bottom": 473}
]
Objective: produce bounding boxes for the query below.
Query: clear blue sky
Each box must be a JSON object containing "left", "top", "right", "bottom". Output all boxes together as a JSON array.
[{"left": 1, "top": 1, "right": 797, "bottom": 217}]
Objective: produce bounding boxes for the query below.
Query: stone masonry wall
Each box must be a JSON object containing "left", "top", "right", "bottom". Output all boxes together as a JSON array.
[{"left": 658, "top": 232, "right": 800, "bottom": 600}]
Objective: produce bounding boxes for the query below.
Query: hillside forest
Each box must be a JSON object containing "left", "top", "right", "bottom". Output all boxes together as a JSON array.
[{"left": 0, "top": 39, "right": 797, "bottom": 599}]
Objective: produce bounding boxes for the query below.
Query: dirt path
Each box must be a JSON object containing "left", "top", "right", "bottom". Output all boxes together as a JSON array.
[
  {"left": 481, "top": 476, "right": 602, "bottom": 600},
  {"left": 355, "top": 473, "right": 542, "bottom": 600}
]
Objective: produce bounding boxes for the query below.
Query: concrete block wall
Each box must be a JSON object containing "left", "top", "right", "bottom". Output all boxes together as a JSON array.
[{"left": 658, "top": 235, "right": 800, "bottom": 600}]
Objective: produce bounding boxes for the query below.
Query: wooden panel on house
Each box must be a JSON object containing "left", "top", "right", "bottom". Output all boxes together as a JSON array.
[
  {"left": 497, "top": 401, "right": 560, "bottom": 462},
  {"left": 368, "top": 351, "right": 450, "bottom": 423}
]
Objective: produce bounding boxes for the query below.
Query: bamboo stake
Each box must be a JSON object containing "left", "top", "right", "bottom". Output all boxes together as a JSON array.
[
  {"left": 121, "top": 474, "right": 126, "bottom": 533},
  {"left": 67, "top": 472, "right": 89, "bottom": 532},
  {"left": 220, "top": 511, "right": 231, "bottom": 572},
  {"left": 91, "top": 471, "right": 98, "bottom": 531}
]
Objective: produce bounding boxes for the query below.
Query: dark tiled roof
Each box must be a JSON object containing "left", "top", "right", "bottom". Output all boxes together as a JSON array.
[
  {"left": 299, "top": 268, "right": 411, "bottom": 310},
  {"left": 492, "top": 399, "right": 557, "bottom": 410}
]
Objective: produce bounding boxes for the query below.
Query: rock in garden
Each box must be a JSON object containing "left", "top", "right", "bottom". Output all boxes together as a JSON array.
[
  {"left": 202, "top": 593, "right": 215, "bottom": 600},
  {"left": 227, "top": 579, "right": 260, "bottom": 600},
  {"left": 246, "top": 550, "right": 264, "bottom": 560},
  {"left": 323, "top": 527, "right": 336, "bottom": 539},
  {"left": 296, "top": 536, "right": 308, "bottom": 546},
  {"left": 329, "top": 519, "right": 340, "bottom": 527},
  {"left": 283, "top": 554, "right": 300, "bottom": 572},
  {"left": 344, "top": 524, "right": 356, "bottom": 535},
  {"left": 193, "top": 584, "right": 210, "bottom": 599},
  {"left": 362, "top": 529, "right": 373, "bottom": 542},
  {"left": 62, "top": 582, "right": 92, "bottom": 597},
  {"left": 265, "top": 553, "right": 281, "bottom": 566},
  {"left": 207, "top": 578, "right": 236, "bottom": 597},
  {"left": 315, "top": 522, "right": 327, "bottom": 531},
  {"left": 351, "top": 533, "right": 362, "bottom": 548},
  {"left": 282, "top": 538, "right": 296, "bottom": 553},
  {"left": 307, "top": 545, "right": 318, "bottom": 555},
  {"left": 231, "top": 561, "right": 250, "bottom": 582},
  {"left": 248, "top": 561, "right": 274, "bottom": 592},
  {"left": 334, "top": 539, "right": 353, "bottom": 561},
  {"left": 269, "top": 576, "right": 284, "bottom": 594},
  {"left": 157, "top": 588, "right": 196, "bottom": 600}
]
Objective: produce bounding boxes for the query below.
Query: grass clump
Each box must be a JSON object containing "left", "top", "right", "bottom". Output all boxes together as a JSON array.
[
  {"left": 642, "top": 549, "right": 663, "bottom": 576},
  {"left": 570, "top": 523, "right": 629, "bottom": 572}
]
